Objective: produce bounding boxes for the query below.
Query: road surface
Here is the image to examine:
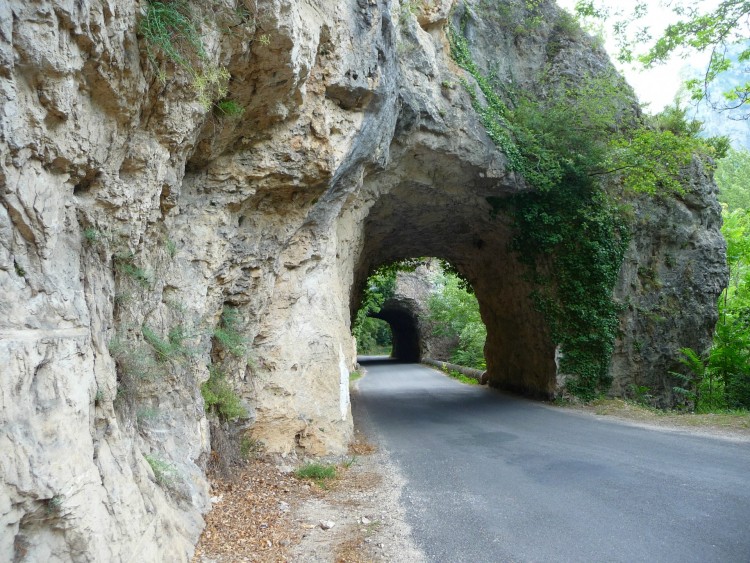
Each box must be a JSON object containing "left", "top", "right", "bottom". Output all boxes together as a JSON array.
[{"left": 354, "top": 358, "right": 750, "bottom": 563}]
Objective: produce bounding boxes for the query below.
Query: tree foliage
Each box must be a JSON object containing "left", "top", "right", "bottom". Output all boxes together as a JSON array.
[
  {"left": 716, "top": 208, "right": 750, "bottom": 409},
  {"left": 356, "top": 317, "right": 392, "bottom": 355},
  {"left": 428, "top": 271, "right": 487, "bottom": 370},
  {"left": 677, "top": 158, "right": 750, "bottom": 411},
  {"left": 716, "top": 148, "right": 750, "bottom": 210},
  {"left": 574, "top": 0, "right": 750, "bottom": 119}
]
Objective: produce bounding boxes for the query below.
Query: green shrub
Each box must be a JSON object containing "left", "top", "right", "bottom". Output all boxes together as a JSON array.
[
  {"left": 628, "top": 384, "right": 653, "bottom": 405},
  {"left": 201, "top": 365, "right": 247, "bottom": 421},
  {"left": 213, "top": 307, "right": 247, "bottom": 358},
  {"left": 429, "top": 271, "right": 487, "bottom": 370}
]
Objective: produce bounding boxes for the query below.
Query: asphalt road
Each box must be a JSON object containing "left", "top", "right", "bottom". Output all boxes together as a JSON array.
[{"left": 354, "top": 358, "right": 750, "bottom": 563}]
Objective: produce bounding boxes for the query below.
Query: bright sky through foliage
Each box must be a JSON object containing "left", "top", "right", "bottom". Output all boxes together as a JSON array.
[{"left": 556, "top": 0, "right": 714, "bottom": 113}]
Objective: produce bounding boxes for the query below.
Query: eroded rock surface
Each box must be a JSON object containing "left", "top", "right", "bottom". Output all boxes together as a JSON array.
[{"left": 0, "top": 0, "right": 726, "bottom": 560}]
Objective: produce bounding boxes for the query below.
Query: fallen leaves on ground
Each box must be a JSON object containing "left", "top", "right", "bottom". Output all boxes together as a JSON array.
[
  {"left": 193, "top": 439, "right": 383, "bottom": 563},
  {"left": 193, "top": 457, "right": 310, "bottom": 562}
]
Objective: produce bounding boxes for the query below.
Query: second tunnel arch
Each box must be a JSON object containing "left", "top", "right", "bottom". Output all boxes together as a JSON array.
[
  {"left": 371, "top": 306, "right": 421, "bottom": 362},
  {"left": 364, "top": 259, "right": 480, "bottom": 366}
]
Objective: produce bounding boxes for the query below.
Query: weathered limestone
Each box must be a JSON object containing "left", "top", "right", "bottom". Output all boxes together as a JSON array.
[{"left": 0, "top": 0, "right": 726, "bottom": 560}]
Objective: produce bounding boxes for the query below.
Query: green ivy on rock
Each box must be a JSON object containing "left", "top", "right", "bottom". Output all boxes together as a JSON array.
[{"left": 449, "top": 17, "right": 630, "bottom": 399}]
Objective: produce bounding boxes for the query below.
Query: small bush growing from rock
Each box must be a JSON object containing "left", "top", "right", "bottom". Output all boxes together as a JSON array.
[{"left": 201, "top": 365, "right": 247, "bottom": 421}]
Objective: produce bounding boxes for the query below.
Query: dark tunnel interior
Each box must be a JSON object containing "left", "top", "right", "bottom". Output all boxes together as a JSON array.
[{"left": 371, "top": 308, "right": 421, "bottom": 362}]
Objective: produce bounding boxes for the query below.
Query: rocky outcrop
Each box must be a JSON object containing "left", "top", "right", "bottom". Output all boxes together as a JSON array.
[
  {"left": 610, "top": 159, "right": 728, "bottom": 406},
  {"left": 0, "top": 0, "right": 726, "bottom": 560}
]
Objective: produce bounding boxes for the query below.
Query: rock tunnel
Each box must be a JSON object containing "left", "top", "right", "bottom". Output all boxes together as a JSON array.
[
  {"left": 371, "top": 306, "right": 421, "bottom": 362},
  {"left": 350, "top": 144, "right": 557, "bottom": 398}
]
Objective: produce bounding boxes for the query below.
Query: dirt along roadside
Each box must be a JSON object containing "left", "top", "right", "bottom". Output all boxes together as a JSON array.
[
  {"left": 194, "top": 377, "right": 424, "bottom": 562},
  {"left": 556, "top": 398, "right": 750, "bottom": 442}
]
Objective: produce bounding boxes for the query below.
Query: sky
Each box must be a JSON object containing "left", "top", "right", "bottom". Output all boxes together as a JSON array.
[{"left": 554, "top": 0, "right": 712, "bottom": 113}]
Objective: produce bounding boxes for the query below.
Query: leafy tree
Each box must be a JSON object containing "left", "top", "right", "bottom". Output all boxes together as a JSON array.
[
  {"left": 574, "top": 0, "right": 750, "bottom": 119},
  {"left": 428, "top": 272, "right": 487, "bottom": 370},
  {"left": 678, "top": 205, "right": 750, "bottom": 410},
  {"left": 355, "top": 317, "right": 392, "bottom": 355},
  {"left": 716, "top": 148, "right": 750, "bottom": 210},
  {"left": 717, "top": 208, "right": 750, "bottom": 408}
]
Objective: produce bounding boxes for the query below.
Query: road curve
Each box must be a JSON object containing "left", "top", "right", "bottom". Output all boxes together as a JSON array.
[{"left": 353, "top": 358, "right": 750, "bottom": 563}]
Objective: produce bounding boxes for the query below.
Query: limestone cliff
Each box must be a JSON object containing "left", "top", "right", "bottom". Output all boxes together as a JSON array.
[{"left": 0, "top": 0, "right": 726, "bottom": 560}]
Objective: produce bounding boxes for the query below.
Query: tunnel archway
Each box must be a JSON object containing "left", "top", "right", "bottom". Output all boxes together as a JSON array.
[
  {"left": 348, "top": 145, "right": 559, "bottom": 399},
  {"left": 371, "top": 305, "right": 421, "bottom": 362}
]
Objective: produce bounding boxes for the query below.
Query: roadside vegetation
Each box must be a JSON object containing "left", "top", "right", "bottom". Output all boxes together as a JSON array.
[
  {"left": 674, "top": 147, "right": 750, "bottom": 413},
  {"left": 446, "top": 369, "right": 481, "bottom": 386},
  {"left": 428, "top": 268, "right": 486, "bottom": 371},
  {"left": 355, "top": 318, "right": 392, "bottom": 356},
  {"left": 567, "top": 1, "right": 750, "bottom": 413},
  {"left": 294, "top": 462, "right": 337, "bottom": 486},
  {"left": 571, "top": 398, "right": 750, "bottom": 436}
]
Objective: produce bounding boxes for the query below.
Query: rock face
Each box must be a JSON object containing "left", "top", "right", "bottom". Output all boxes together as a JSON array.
[{"left": 0, "top": 0, "right": 726, "bottom": 560}]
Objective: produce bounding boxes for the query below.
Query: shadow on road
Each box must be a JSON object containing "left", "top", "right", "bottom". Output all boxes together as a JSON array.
[{"left": 358, "top": 355, "right": 421, "bottom": 366}]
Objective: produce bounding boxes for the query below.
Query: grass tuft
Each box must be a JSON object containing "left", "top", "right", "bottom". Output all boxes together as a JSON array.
[
  {"left": 216, "top": 99, "right": 245, "bottom": 117},
  {"left": 213, "top": 307, "right": 247, "bottom": 358},
  {"left": 144, "top": 453, "right": 179, "bottom": 486},
  {"left": 294, "top": 462, "right": 337, "bottom": 486},
  {"left": 114, "top": 252, "right": 151, "bottom": 287}
]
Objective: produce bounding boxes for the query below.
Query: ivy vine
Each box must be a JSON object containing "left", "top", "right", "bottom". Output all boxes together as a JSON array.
[{"left": 449, "top": 14, "right": 631, "bottom": 399}]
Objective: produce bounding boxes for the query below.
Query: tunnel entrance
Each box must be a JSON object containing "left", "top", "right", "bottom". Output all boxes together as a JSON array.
[
  {"left": 372, "top": 306, "right": 420, "bottom": 361},
  {"left": 352, "top": 259, "right": 487, "bottom": 368},
  {"left": 346, "top": 150, "right": 559, "bottom": 400}
]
